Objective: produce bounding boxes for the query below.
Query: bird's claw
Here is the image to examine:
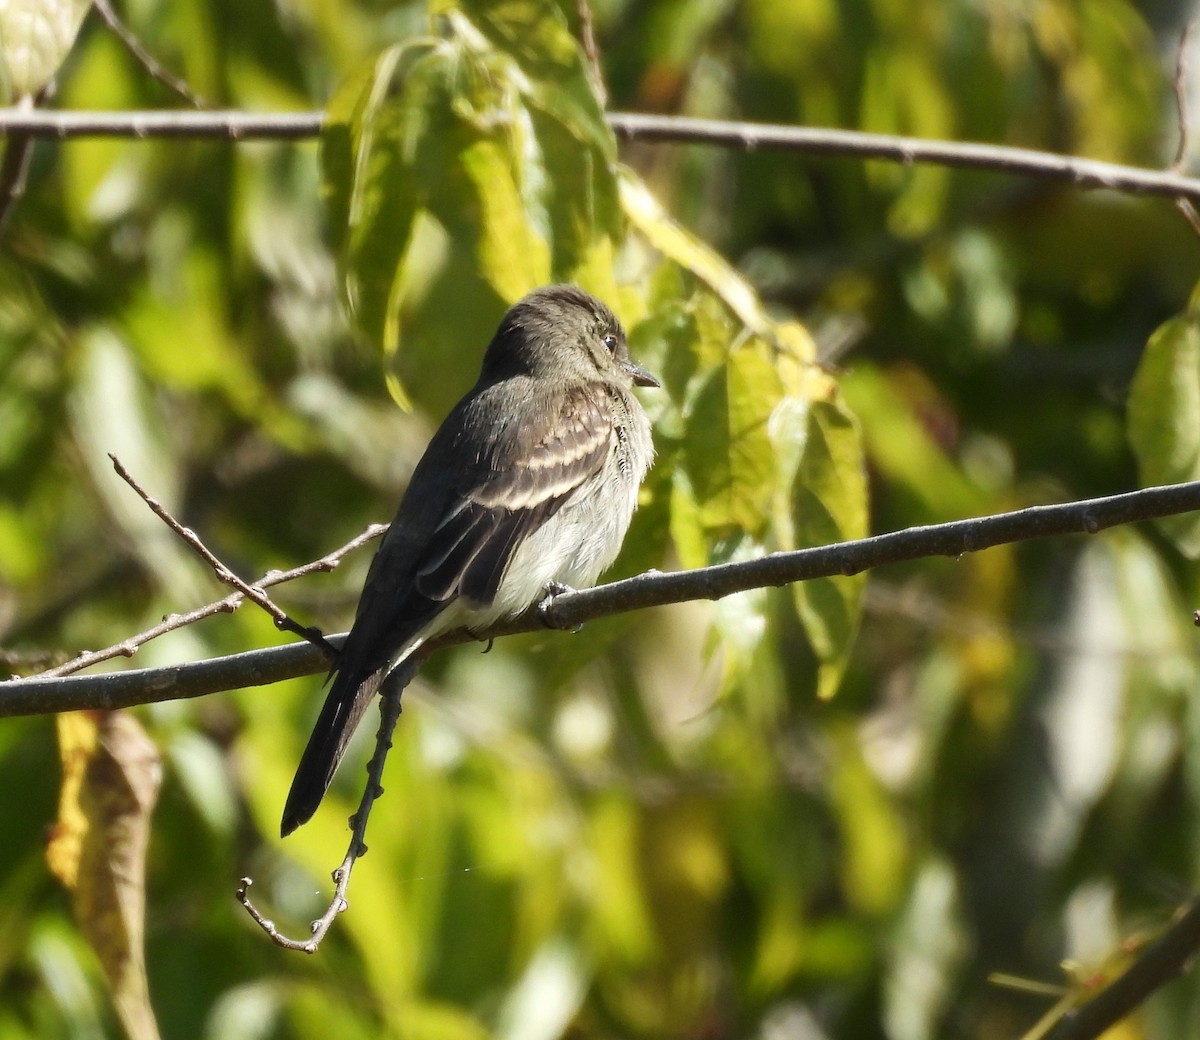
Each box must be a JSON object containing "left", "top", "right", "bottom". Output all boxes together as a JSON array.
[
  {"left": 464, "top": 626, "right": 495, "bottom": 653},
  {"left": 537, "top": 581, "right": 581, "bottom": 631}
]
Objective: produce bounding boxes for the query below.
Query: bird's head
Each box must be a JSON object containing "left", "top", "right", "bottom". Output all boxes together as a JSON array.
[{"left": 481, "top": 285, "right": 660, "bottom": 390}]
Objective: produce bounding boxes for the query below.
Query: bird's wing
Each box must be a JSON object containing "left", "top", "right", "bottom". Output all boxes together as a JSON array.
[{"left": 415, "top": 384, "right": 614, "bottom": 603}]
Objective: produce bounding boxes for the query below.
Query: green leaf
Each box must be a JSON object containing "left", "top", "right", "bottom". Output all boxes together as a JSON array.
[
  {"left": 639, "top": 276, "right": 865, "bottom": 700},
  {"left": 458, "top": 0, "right": 620, "bottom": 275},
  {"left": 322, "top": 4, "right": 622, "bottom": 408},
  {"left": 425, "top": 133, "right": 552, "bottom": 301},
  {"left": 69, "top": 327, "right": 212, "bottom": 603},
  {"left": 684, "top": 337, "right": 781, "bottom": 537},
  {"left": 322, "top": 43, "right": 432, "bottom": 408},
  {"left": 829, "top": 725, "right": 909, "bottom": 913},
  {"left": 840, "top": 364, "right": 986, "bottom": 522},
  {"left": 322, "top": 44, "right": 418, "bottom": 246},
  {"left": 1128, "top": 284, "right": 1200, "bottom": 556},
  {"left": 773, "top": 397, "right": 868, "bottom": 700}
]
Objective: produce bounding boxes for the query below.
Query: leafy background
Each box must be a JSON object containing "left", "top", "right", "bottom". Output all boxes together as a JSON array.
[{"left": 3, "top": 0, "right": 1200, "bottom": 1038}]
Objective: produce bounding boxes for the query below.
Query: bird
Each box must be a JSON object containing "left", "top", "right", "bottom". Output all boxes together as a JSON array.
[{"left": 281, "top": 285, "right": 658, "bottom": 836}]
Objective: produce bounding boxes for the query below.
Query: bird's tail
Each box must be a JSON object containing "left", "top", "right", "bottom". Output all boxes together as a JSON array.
[{"left": 280, "top": 665, "right": 385, "bottom": 837}]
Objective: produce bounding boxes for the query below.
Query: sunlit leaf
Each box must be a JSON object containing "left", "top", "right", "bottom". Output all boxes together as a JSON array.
[
  {"left": 883, "top": 857, "right": 965, "bottom": 1040},
  {"left": 1128, "top": 284, "right": 1200, "bottom": 556},
  {"left": 48, "top": 712, "right": 162, "bottom": 1040},
  {"left": 496, "top": 938, "right": 586, "bottom": 1040},
  {"left": 323, "top": 43, "right": 430, "bottom": 407},
  {"left": 324, "top": 2, "right": 619, "bottom": 410},
  {"left": 621, "top": 175, "right": 782, "bottom": 343},
  {"left": 774, "top": 396, "right": 868, "bottom": 700},
  {"left": 684, "top": 337, "right": 780, "bottom": 536},
  {"left": 829, "top": 725, "right": 907, "bottom": 914},
  {"left": 57, "top": 31, "right": 141, "bottom": 224},
  {"left": 840, "top": 363, "right": 986, "bottom": 522},
  {"left": 69, "top": 327, "right": 213, "bottom": 602}
]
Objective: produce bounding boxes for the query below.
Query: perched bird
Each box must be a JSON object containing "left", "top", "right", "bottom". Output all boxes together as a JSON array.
[{"left": 281, "top": 285, "right": 658, "bottom": 835}]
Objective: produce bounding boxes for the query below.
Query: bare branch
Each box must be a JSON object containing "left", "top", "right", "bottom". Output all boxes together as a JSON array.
[
  {"left": 607, "top": 114, "right": 1200, "bottom": 202},
  {"left": 238, "top": 658, "right": 416, "bottom": 951},
  {"left": 4, "top": 481, "right": 1200, "bottom": 718},
  {"left": 1171, "top": 20, "right": 1196, "bottom": 173},
  {"left": 1040, "top": 896, "right": 1200, "bottom": 1040},
  {"left": 0, "top": 132, "right": 34, "bottom": 232},
  {"left": 109, "top": 454, "right": 337, "bottom": 659},
  {"left": 0, "top": 91, "right": 49, "bottom": 232},
  {"left": 91, "top": 0, "right": 209, "bottom": 108},
  {"left": 30, "top": 523, "right": 387, "bottom": 680},
  {"left": 3, "top": 109, "right": 1200, "bottom": 203},
  {"left": 1174, "top": 197, "right": 1200, "bottom": 237},
  {"left": 0, "top": 109, "right": 323, "bottom": 139},
  {"left": 1167, "top": 22, "right": 1200, "bottom": 239},
  {"left": 542, "top": 480, "right": 1200, "bottom": 631}
]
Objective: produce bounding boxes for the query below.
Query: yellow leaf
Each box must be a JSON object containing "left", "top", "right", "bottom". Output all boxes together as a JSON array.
[{"left": 48, "top": 712, "right": 163, "bottom": 1040}]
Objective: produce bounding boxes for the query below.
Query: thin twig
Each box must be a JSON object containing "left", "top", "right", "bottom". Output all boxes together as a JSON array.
[
  {"left": 25, "top": 523, "right": 386, "bottom": 680},
  {"left": 109, "top": 453, "right": 338, "bottom": 659},
  {"left": 0, "top": 647, "right": 65, "bottom": 672},
  {"left": 91, "top": 0, "right": 209, "bottom": 108},
  {"left": 0, "top": 133, "right": 34, "bottom": 232},
  {"left": 1171, "top": 20, "right": 1195, "bottom": 173},
  {"left": 238, "top": 658, "right": 416, "bottom": 952},
  {"left": 575, "top": 0, "right": 606, "bottom": 106},
  {"left": 0, "top": 91, "right": 48, "bottom": 232},
  {"left": 5, "top": 480, "right": 1200, "bottom": 717},
  {"left": 1167, "top": 22, "right": 1200, "bottom": 237},
  {"left": 1173, "top": 197, "right": 1200, "bottom": 236},
  {"left": 1039, "top": 896, "right": 1200, "bottom": 1040},
  {"left": 3, "top": 109, "right": 1200, "bottom": 203}
]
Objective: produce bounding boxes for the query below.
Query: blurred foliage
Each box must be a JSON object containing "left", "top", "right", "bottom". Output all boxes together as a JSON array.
[{"left": 2, "top": 1, "right": 1200, "bottom": 1039}]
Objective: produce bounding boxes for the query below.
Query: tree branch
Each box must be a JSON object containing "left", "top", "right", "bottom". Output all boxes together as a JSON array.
[
  {"left": 237, "top": 658, "right": 415, "bottom": 951},
  {"left": 0, "top": 109, "right": 323, "bottom": 139},
  {"left": 0, "top": 92, "right": 48, "bottom": 232},
  {"left": 1168, "top": 21, "right": 1200, "bottom": 236},
  {"left": 4, "top": 481, "right": 1199, "bottom": 718},
  {"left": 91, "top": 0, "right": 209, "bottom": 108},
  {"left": 1040, "top": 896, "right": 1200, "bottom": 1040},
  {"left": 27, "top": 523, "right": 387, "bottom": 680},
  {"left": 2, "top": 108, "right": 1200, "bottom": 202},
  {"left": 1171, "top": 20, "right": 1195, "bottom": 174},
  {"left": 609, "top": 114, "right": 1200, "bottom": 203},
  {"left": 108, "top": 453, "right": 337, "bottom": 659}
]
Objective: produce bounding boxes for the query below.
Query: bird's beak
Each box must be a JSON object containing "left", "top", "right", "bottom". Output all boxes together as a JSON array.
[{"left": 627, "top": 361, "right": 660, "bottom": 388}]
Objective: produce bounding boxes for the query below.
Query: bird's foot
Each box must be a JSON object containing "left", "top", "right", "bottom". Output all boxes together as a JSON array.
[
  {"left": 537, "top": 581, "right": 581, "bottom": 631},
  {"left": 464, "top": 626, "right": 495, "bottom": 653}
]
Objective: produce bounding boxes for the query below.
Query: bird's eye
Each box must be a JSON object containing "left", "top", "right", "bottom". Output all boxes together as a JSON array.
[{"left": 602, "top": 333, "right": 619, "bottom": 353}]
